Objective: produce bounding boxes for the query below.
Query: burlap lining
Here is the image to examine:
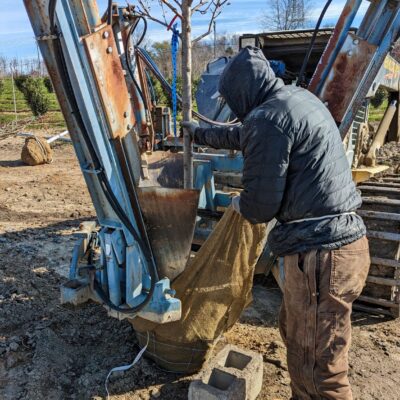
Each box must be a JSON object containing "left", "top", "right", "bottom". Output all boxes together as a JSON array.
[{"left": 132, "top": 206, "right": 267, "bottom": 373}]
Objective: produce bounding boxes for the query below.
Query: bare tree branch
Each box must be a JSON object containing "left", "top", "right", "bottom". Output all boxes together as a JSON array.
[
  {"left": 191, "top": 0, "right": 208, "bottom": 14},
  {"left": 158, "top": 0, "right": 169, "bottom": 25},
  {"left": 171, "top": 0, "right": 183, "bottom": 8},
  {"left": 137, "top": 0, "right": 171, "bottom": 28},
  {"left": 136, "top": 1, "right": 229, "bottom": 43},
  {"left": 160, "top": 0, "right": 183, "bottom": 19},
  {"left": 192, "top": 0, "right": 229, "bottom": 43},
  {"left": 262, "top": 0, "right": 313, "bottom": 31}
]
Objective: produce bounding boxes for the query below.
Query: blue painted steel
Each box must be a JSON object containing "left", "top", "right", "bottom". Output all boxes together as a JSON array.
[
  {"left": 99, "top": 231, "right": 109, "bottom": 290},
  {"left": 194, "top": 153, "right": 243, "bottom": 172},
  {"left": 104, "top": 232, "right": 122, "bottom": 306},
  {"left": 27, "top": 0, "right": 181, "bottom": 322},
  {"left": 126, "top": 245, "right": 144, "bottom": 307},
  {"left": 214, "top": 192, "right": 233, "bottom": 208},
  {"left": 151, "top": 279, "right": 180, "bottom": 314},
  {"left": 140, "top": 279, "right": 181, "bottom": 319},
  {"left": 79, "top": 0, "right": 101, "bottom": 30},
  {"left": 57, "top": 0, "right": 138, "bottom": 246},
  {"left": 194, "top": 161, "right": 216, "bottom": 210},
  {"left": 193, "top": 152, "right": 242, "bottom": 210},
  {"left": 195, "top": 57, "right": 233, "bottom": 129},
  {"left": 269, "top": 60, "right": 286, "bottom": 78},
  {"left": 193, "top": 153, "right": 243, "bottom": 210},
  {"left": 111, "top": 229, "right": 126, "bottom": 265},
  {"left": 357, "top": 0, "right": 388, "bottom": 40},
  {"left": 69, "top": 237, "right": 85, "bottom": 280}
]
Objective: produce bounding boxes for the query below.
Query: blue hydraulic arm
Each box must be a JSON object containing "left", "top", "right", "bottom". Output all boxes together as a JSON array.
[
  {"left": 309, "top": 0, "right": 400, "bottom": 138},
  {"left": 23, "top": 0, "right": 198, "bottom": 323}
]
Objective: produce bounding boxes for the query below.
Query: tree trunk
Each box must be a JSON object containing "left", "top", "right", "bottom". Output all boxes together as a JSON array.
[{"left": 181, "top": 0, "right": 193, "bottom": 189}]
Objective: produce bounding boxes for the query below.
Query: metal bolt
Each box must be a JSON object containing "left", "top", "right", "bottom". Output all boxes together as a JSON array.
[
  {"left": 348, "top": 50, "right": 353, "bottom": 56},
  {"left": 324, "top": 101, "right": 329, "bottom": 107},
  {"left": 353, "top": 39, "right": 359, "bottom": 45},
  {"left": 127, "top": 124, "right": 131, "bottom": 130},
  {"left": 103, "top": 31, "right": 110, "bottom": 39},
  {"left": 123, "top": 111, "right": 128, "bottom": 118},
  {"left": 106, "top": 46, "right": 113, "bottom": 54}
]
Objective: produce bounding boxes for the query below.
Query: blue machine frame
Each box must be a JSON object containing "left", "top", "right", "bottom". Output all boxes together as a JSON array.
[{"left": 24, "top": 0, "right": 181, "bottom": 323}]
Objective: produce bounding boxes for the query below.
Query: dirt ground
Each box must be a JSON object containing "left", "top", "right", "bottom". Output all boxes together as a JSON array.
[{"left": 0, "top": 133, "right": 399, "bottom": 400}]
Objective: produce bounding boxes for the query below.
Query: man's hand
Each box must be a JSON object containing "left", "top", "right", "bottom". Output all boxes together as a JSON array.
[
  {"left": 231, "top": 195, "right": 241, "bottom": 214},
  {"left": 181, "top": 121, "right": 199, "bottom": 141}
]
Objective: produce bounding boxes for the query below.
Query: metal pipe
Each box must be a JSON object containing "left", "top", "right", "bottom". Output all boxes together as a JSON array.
[
  {"left": 47, "top": 130, "right": 69, "bottom": 143},
  {"left": 81, "top": 0, "right": 101, "bottom": 31},
  {"left": 357, "top": 0, "right": 388, "bottom": 40},
  {"left": 18, "top": 131, "right": 72, "bottom": 143},
  {"left": 364, "top": 100, "right": 397, "bottom": 166},
  {"left": 309, "top": 0, "right": 363, "bottom": 96}
]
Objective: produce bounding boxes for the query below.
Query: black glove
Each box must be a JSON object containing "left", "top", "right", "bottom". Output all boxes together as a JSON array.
[{"left": 181, "top": 121, "right": 199, "bottom": 141}]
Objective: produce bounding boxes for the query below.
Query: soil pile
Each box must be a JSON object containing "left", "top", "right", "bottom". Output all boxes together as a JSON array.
[{"left": 377, "top": 141, "right": 400, "bottom": 173}]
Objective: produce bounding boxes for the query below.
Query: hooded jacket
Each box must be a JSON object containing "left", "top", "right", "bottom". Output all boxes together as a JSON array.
[{"left": 194, "top": 47, "right": 366, "bottom": 256}]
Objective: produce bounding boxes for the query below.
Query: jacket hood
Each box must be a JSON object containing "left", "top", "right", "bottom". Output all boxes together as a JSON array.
[{"left": 218, "top": 47, "right": 284, "bottom": 120}]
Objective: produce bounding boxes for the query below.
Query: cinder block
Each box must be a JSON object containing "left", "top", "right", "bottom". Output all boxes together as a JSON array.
[{"left": 188, "top": 345, "right": 263, "bottom": 400}]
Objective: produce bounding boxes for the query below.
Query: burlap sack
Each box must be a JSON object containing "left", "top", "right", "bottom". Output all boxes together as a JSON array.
[
  {"left": 21, "top": 136, "right": 53, "bottom": 166},
  {"left": 131, "top": 206, "right": 267, "bottom": 373}
]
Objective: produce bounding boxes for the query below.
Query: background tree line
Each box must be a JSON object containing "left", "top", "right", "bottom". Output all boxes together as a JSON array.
[{"left": 0, "top": 33, "right": 239, "bottom": 115}]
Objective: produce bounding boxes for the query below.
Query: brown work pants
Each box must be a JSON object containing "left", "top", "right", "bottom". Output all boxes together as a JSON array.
[{"left": 279, "top": 237, "right": 370, "bottom": 400}]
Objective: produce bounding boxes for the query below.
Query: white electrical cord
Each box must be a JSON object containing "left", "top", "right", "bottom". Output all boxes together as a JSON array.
[{"left": 105, "top": 331, "right": 150, "bottom": 400}]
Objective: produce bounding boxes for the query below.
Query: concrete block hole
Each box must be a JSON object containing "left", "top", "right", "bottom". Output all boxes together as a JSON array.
[
  {"left": 208, "top": 369, "right": 236, "bottom": 391},
  {"left": 225, "top": 350, "right": 251, "bottom": 370}
]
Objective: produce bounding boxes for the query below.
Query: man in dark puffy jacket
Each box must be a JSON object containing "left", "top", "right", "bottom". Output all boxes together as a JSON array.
[{"left": 183, "top": 47, "right": 370, "bottom": 400}]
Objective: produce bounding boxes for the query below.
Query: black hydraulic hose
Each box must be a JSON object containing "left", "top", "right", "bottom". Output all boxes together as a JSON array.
[
  {"left": 49, "top": 0, "right": 156, "bottom": 314},
  {"left": 297, "top": 0, "right": 333, "bottom": 87},
  {"left": 93, "top": 279, "right": 153, "bottom": 314},
  {"left": 136, "top": 47, "right": 240, "bottom": 127},
  {"left": 133, "top": 15, "right": 148, "bottom": 47},
  {"left": 107, "top": 0, "right": 113, "bottom": 25},
  {"left": 125, "top": 21, "right": 148, "bottom": 110}
]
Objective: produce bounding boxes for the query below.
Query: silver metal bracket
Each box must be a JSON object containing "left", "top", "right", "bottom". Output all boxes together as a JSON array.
[
  {"left": 36, "top": 34, "right": 60, "bottom": 41},
  {"left": 82, "top": 164, "right": 103, "bottom": 175}
]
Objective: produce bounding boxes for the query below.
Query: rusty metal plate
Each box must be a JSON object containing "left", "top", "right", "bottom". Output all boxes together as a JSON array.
[
  {"left": 138, "top": 187, "right": 200, "bottom": 281},
  {"left": 319, "top": 33, "right": 377, "bottom": 124},
  {"left": 308, "top": 0, "right": 358, "bottom": 94},
  {"left": 143, "top": 152, "right": 185, "bottom": 189},
  {"left": 83, "top": 25, "right": 135, "bottom": 139}
]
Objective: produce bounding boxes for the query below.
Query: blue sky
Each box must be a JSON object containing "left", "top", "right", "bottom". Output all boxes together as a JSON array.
[{"left": 0, "top": 0, "right": 370, "bottom": 60}]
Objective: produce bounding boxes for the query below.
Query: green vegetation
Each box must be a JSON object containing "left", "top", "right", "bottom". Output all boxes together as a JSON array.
[
  {"left": 15, "top": 75, "right": 51, "bottom": 116},
  {"left": 43, "top": 76, "right": 54, "bottom": 93},
  {"left": 0, "top": 77, "right": 65, "bottom": 129},
  {"left": 369, "top": 99, "right": 388, "bottom": 122},
  {"left": 369, "top": 87, "right": 389, "bottom": 122},
  {"left": 370, "top": 87, "right": 388, "bottom": 108},
  {"left": 151, "top": 76, "right": 200, "bottom": 109}
]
